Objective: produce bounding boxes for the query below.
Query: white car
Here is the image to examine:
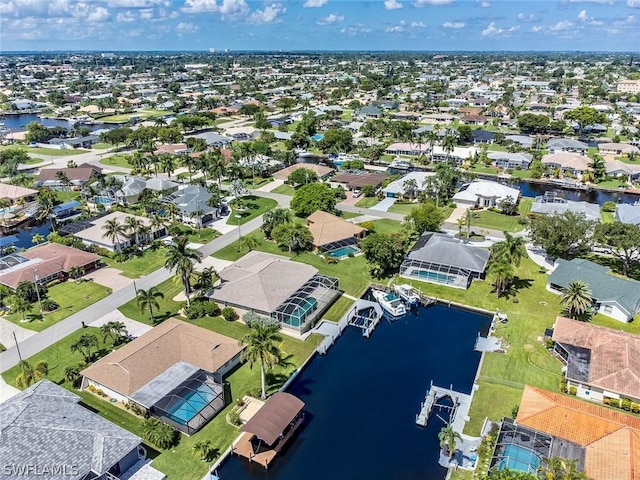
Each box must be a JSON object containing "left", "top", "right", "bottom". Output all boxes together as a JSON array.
[{"left": 352, "top": 189, "right": 362, "bottom": 198}]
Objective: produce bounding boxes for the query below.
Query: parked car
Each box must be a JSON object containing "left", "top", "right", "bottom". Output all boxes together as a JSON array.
[{"left": 352, "top": 189, "right": 362, "bottom": 198}]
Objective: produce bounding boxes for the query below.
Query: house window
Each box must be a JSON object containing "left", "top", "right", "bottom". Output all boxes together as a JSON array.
[{"left": 603, "top": 305, "right": 613, "bottom": 314}]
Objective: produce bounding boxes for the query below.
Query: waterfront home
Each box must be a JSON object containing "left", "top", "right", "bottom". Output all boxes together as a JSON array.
[
  {"left": 598, "top": 142, "right": 640, "bottom": 156},
  {"left": 48, "top": 135, "right": 99, "bottom": 149},
  {"left": 160, "top": 185, "right": 219, "bottom": 227},
  {"left": 400, "top": 232, "right": 490, "bottom": 289},
  {"left": 541, "top": 152, "right": 590, "bottom": 178},
  {"left": 604, "top": 159, "right": 640, "bottom": 179},
  {"left": 504, "top": 134, "right": 535, "bottom": 149},
  {"left": 616, "top": 203, "right": 640, "bottom": 225},
  {"left": 470, "top": 129, "right": 494, "bottom": 144},
  {"left": 488, "top": 152, "right": 533, "bottom": 170},
  {"left": 185, "top": 131, "right": 233, "bottom": 147},
  {"left": 81, "top": 318, "right": 243, "bottom": 435},
  {"left": 452, "top": 180, "right": 520, "bottom": 209},
  {"left": 273, "top": 163, "right": 335, "bottom": 181},
  {"left": 0, "top": 243, "right": 101, "bottom": 289},
  {"left": 0, "top": 182, "right": 37, "bottom": 205},
  {"left": 328, "top": 172, "right": 388, "bottom": 192},
  {"left": 551, "top": 316, "right": 640, "bottom": 404},
  {"left": 530, "top": 196, "right": 601, "bottom": 222},
  {"left": 547, "top": 258, "right": 640, "bottom": 322},
  {"left": 355, "top": 105, "right": 383, "bottom": 119},
  {"left": 514, "top": 385, "right": 640, "bottom": 480},
  {"left": 224, "top": 126, "right": 260, "bottom": 141},
  {"left": 547, "top": 138, "right": 588, "bottom": 155},
  {"left": 0, "top": 380, "right": 165, "bottom": 480},
  {"left": 36, "top": 164, "right": 102, "bottom": 190},
  {"left": 306, "top": 210, "right": 365, "bottom": 252},
  {"left": 381, "top": 171, "right": 436, "bottom": 198},
  {"left": 209, "top": 251, "right": 340, "bottom": 334},
  {"left": 385, "top": 142, "right": 430, "bottom": 156},
  {"left": 430, "top": 145, "right": 479, "bottom": 165}
]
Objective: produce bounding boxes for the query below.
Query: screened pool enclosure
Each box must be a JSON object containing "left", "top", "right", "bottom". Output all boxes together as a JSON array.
[
  {"left": 271, "top": 274, "right": 340, "bottom": 333},
  {"left": 490, "top": 419, "right": 552, "bottom": 474},
  {"left": 399, "top": 259, "right": 472, "bottom": 289}
]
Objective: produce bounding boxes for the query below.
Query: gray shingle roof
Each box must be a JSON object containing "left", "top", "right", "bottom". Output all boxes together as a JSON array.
[
  {"left": 616, "top": 203, "right": 640, "bottom": 225},
  {"left": 407, "top": 233, "right": 490, "bottom": 273},
  {"left": 0, "top": 380, "right": 140, "bottom": 480},
  {"left": 548, "top": 258, "right": 640, "bottom": 317}
]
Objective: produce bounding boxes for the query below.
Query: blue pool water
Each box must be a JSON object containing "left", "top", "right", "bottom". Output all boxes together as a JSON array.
[
  {"left": 498, "top": 444, "right": 542, "bottom": 473},
  {"left": 216, "top": 304, "right": 491, "bottom": 479},
  {"left": 311, "top": 133, "right": 324, "bottom": 141},
  {"left": 165, "top": 384, "right": 217, "bottom": 425},
  {"left": 327, "top": 246, "right": 359, "bottom": 258},
  {"left": 415, "top": 269, "right": 455, "bottom": 284},
  {"left": 94, "top": 196, "right": 114, "bottom": 205}
]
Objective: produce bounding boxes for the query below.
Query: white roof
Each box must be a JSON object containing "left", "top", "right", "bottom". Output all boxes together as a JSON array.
[
  {"left": 452, "top": 180, "right": 520, "bottom": 203},
  {"left": 382, "top": 171, "right": 436, "bottom": 195}
]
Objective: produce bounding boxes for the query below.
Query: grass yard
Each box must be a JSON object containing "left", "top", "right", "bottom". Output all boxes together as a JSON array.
[
  {"left": 27, "top": 147, "right": 89, "bottom": 156},
  {"left": 227, "top": 195, "right": 278, "bottom": 226},
  {"left": 92, "top": 142, "right": 115, "bottom": 150},
  {"left": 172, "top": 225, "right": 220, "bottom": 244},
  {"left": 213, "top": 231, "right": 380, "bottom": 296},
  {"left": 596, "top": 178, "right": 630, "bottom": 189},
  {"left": 102, "top": 247, "right": 169, "bottom": 278},
  {"left": 471, "top": 210, "right": 526, "bottom": 233},
  {"left": 387, "top": 202, "right": 415, "bottom": 216},
  {"left": 4, "top": 280, "right": 111, "bottom": 332},
  {"left": 367, "top": 218, "right": 403, "bottom": 234},
  {"left": 118, "top": 278, "right": 184, "bottom": 325},
  {"left": 99, "top": 154, "right": 133, "bottom": 169},
  {"left": 322, "top": 295, "right": 355, "bottom": 322},
  {"left": 339, "top": 210, "right": 360, "bottom": 219},
  {"left": 271, "top": 184, "right": 296, "bottom": 196},
  {"left": 355, "top": 197, "right": 380, "bottom": 208}
]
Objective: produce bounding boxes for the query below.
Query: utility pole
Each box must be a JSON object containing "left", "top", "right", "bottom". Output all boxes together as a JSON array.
[
  {"left": 32, "top": 268, "right": 44, "bottom": 319},
  {"left": 13, "top": 332, "right": 24, "bottom": 368}
]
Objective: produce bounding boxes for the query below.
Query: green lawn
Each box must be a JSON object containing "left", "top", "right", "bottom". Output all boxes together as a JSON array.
[
  {"left": 387, "top": 202, "right": 416, "bottom": 216},
  {"left": 367, "top": 218, "right": 403, "bottom": 234},
  {"left": 99, "top": 154, "right": 133, "bottom": 169},
  {"left": 601, "top": 211, "right": 615, "bottom": 223},
  {"left": 92, "top": 142, "right": 115, "bottom": 150},
  {"left": 339, "top": 210, "right": 360, "bottom": 219},
  {"left": 227, "top": 195, "right": 278, "bottom": 226},
  {"left": 213, "top": 232, "right": 380, "bottom": 296},
  {"left": 172, "top": 225, "right": 220, "bottom": 244},
  {"left": 271, "top": 184, "right": 296, "bottom": 196},
  {"left": 355, "top": 197, "right": 380, "bottom": 208},
  {"left": 26, "top": 147, "right": 89, "bottom": 156},
  {"left": 119, "top": 278, "right": 184, "bottom": 325},
  {"left": 4, "top": 280, "right": 111, "bottom": 332},
  {"left": 102, "top": 247, "right": 169, "bottom": 278},
  {"left": 596, "top": 178, "right": 630, "bottom": 189},
  {"left": 518, "top": 197, "right": 533, "bottom": 215},
  {"left": 471, "top": 210, "right": 526, "bottom": 233},
  {"left": 322, "top": 295, "right": 355, "bottom": 322}
]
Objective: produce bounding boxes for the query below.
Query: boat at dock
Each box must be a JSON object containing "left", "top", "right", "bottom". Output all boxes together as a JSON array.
[
  {"left": 372, "top": 289, "right": 407, "bottom": 317},
  {"left": 394, "top": 284, "right": 420, "bottom": 307}
]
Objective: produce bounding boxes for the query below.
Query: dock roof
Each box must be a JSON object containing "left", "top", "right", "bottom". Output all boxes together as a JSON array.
[{"left": 242, "top": 392, "right": 305, "bottom": 446}]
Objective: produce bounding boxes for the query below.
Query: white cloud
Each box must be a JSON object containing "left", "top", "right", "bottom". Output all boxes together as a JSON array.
[
  {"left": 218, "top": 0, "right": 248, "bottom": 17},
  {"left": 480, "top": 1, "right": 490, "bottom": 6},
  {"left": 87, "top": 6, "right": 110, "bottom": 21},
  {"left": 181, "top": 0, "right": 218, "bottom": 13},
  {"left": 384, "top": 0, "right": 403, "bottom": 9},
  {"left": 317, "top": 12, "right": 343, "bottom": 24},
  {"left": 578, "top": 9, "right": 587, "bottom": 20},
  {"left": 531, "top": 25, "right": 543, "bottom": 32},
  {"left": 517, "top": 12, "right": 535, "bottom": 22},
  {"left": 549, "top": 20, "right": 573, "bottom": 31},
  {"left": 107, "top": 0, "right": 168, "bottom": 7},
  {"left": 116, "top": 10, "right": 136, "bottom": 21},
  {"left": 176, "top": 21, "right": 200, "bottom": 34},
  {"left": 442, "top": 21, "right": 464, "bottom": 28},
  {"left": 303, "top": 0, "right": 328, "bottom": 6},
  {"left": 411, "top": 21, "right": 426, "bottom": 27},
  {"left": 386, "top": 25, "right": 405, "bottom": 32},
  {"left": 340, "top": 23, "right": 371, "bottom": 36},
  {"left": 414, "top": 0, "right": 453, "bottom": 5},
  {"left": 247, "top": 3, "right": 285, "bottom": 24},
  {"left": 628, "top": 0, "right": 640, "bottom": 7},
  {"left": 567, "top": 0, "right": 612, "bottom": 3},
  {"left": 481, "top": 21, "right": 503, "bottom": 37}
]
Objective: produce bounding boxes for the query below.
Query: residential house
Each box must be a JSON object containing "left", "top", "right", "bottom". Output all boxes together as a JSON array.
[
  {"left": 49, "top": 135, "right": 99, "bottom": 149},
  {"left": 36, "top": 164, "right": 102, "bottom": 190},
  {"left": 470, "top": 129, "right": 494, "bottom": 144},
  {"left": 328, "top": 172, "right": 388, "bottom": 192},
  {"left": 0, "top": 380, "right": 164, "bottom": 480},
  {"left": 616, "top": 203, "right": 640, "bottom": 225},
  {"left": 81, "top": 318, "right": 243, "bottom": 435},
  {"left": 547, "top": 138, "right": 588, "bottom": 155},
  {"left": 355, "top": 105, "right": 383, "bottom": 119},
  {"left": 430, "top": 146, "right": 479, "bottom": 165},
  {"left": 452, "top": 180, "right": 520, "bottom": 208},
  {"left": 209, "top": 251, "right": 340, "bottom": 334},
  {"left": 185, "top": 131, "right": 233, "bottom": 147},
  {"left": 604, "top": 159, "right": 640, "bottom": 180},
  {"left": 552, "top": 316, "right": 640, "bottom": 404},
  {"left": 548, "top": 258, "right": 640, "bottom": 322},
  {"left": 161, "top": 185, "right": 220, "bottom": 227},
  {"left": 400, "top": 232, "right": 490, "bottom": 289},
  {"left": 306, "top": 210, "right": 365, "bottom": 251},
  {"left": 273, "top": 163, "right": 335, "bottom": 181},
  {"left": 488, "top": 151, "right": 533, "bottom": 170},
  {"left": 0, "top": 243, "right": 101, "bottom": 289},
  {"left": 224, "top": 126, "right": 260, "bottom": 141},
  {"left": 598, "top": 142, "right": 640, "bottom": 156},
  {"left": 541, "top": 152, "right": 591, "bottom": 178},
  {"left": 385, "top": 142, "right": 430, "bottom": 156},
  {"left": 381, "top": 171, "right": 436, "bottom": 198},
  {"left": 505, "top": 134, "right": 535, "bottom": 149},
  {"left": 460, "top": 114, "right": 488, "bottom": 125},
  {"left": 530, "top": 194, "right": 601, "bottom": 222},
  {"left": 0, "top": 182, "right": 37, "bottom": 206}
]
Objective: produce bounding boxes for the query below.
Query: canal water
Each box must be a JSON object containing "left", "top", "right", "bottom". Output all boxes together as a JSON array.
[
  {"left": 0, "top": 113, "right": 120, "bottom": 132},
  {"left": 515, "top": 180, "right": 638, "bottom": 205},
  {"left": 215, "top": 304, "right": 491, "bottom": 480}
]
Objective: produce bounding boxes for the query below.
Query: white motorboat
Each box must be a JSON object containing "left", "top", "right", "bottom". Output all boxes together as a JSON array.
[
  {"left": 394, "top": 284, "right": 420, "bottom": 307},
  {"left": 372, "top": 289, "right": 407, "bottom": 317}
]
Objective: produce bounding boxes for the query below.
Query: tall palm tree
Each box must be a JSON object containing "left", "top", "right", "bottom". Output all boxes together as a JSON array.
[
  {"left": 261, "top": 207, "right": 291, "bottom": 239},
  {"left": 240, "top": 235, "right": 260, "bottom": 252},
  {"left": 36, "top": 187, "right": 58, "bottom": 231},
  {"left": 239, "top": 322, "right": 283, "bottom": 399},
  {"left": 163, "top": 202, "right": 180, "bottom": 224},
  {"left": 15, "top": 360, "right": 49, "bottom": 389},
  {"left": 442, "top": 134, "right": 457, "bottom": 162},
  {"left": 209, "top": 149, "right": 226, "bottom": 187},
  {"left": 560, "top": 280, "right": 593, "bottom": 321},
  {"left": 538, "top": 456, "right": 588, "bottom": 480},
  {"left": 149, "top": 214, "right": 167, "bottom": 238},
  {"left": 195, "top": 267, "right": 217, "bottom": 293},
  {"left": 159, "top": 153, "right": 176, "bottom": 179},
  {"left": 69, "top": 265, "right": 85, "bottom": 279},
  {"left": 487, "top": 257, "right": 515, "bottom": 298},
  {"left": 123, "top": 215, "right": 143, "bottom": 246},
  {"left": 491, "top": 232, "right": 527, "bottom": 267},
  {"left": 463, "top": 208, "right": 475, "bottom": 239},
  {"left": 70, "top": 333, "right": 99, "bottom": 363},
  {"left": 102, "top": 218, "right": 126, "bottom": 251},
  {"left": 10, "top": 294, "right": 31, "bottom": 322},
  {"left": 136, "top": 287, "right": 165, "bottom": 324},
  {"left": 438, "top": 425, "right": 462, "bottom": 459},
  {"left": 164, "top": 236, "right": 203, "bottom": 307},
  {"left": 31, "top": 233, "right": 46, "bottom": 245},
  {"left": 99, "top": 320, "right": 128, "bottom": 344}
]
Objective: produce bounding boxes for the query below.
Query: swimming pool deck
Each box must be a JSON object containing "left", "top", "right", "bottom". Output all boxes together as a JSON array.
[{"left": 416, "top": 382, "right": 472, "bottom": 434}]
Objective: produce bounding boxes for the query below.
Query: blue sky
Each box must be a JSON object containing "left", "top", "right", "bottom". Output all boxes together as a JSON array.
[{"left": 1, "top": 0, "right": 639, "bottom": 52}]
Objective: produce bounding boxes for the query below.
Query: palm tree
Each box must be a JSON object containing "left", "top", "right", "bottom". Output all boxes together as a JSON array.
[
  {"left": 209, "top": 149, "right": 226, "bottom": 187},
  {"left": 438, "top": 425, "right": 462, "bottom": 458},
  {"left": 491, "top": 232, "right": 527, "bottom": 267},
  {"left": 442, "top": 134, "right": 457, "bottom": 162},
  {"left": 64, "top": 365, "right": 82, "bottom": 387},
  {"left": 15, "top": 360, "right": 48, "bottom": 389},
  {"left": 403, "top": 178, "right": 418, "bottom": 201},
  {"left": 195, "top": 267, "right": 217, "bottom": 292},
  {"left": 9, "top": 294, "right": 31, "bottom": 322},
  {"left": 31, "top": 233, "right": 45, "bottom": 245},
  {"left": 159, "top": 153, "right": 176, "bottom": 179},
  {"left": 463, "top": 208, "right": 475, "bottom": 239},
  {"left": 136, "top": 287, "right": 165, "bottom": 324},
  {"left": 69, "top": 265, "right": 85, "bottom": 280},
  {"left": 261, "top": 207, "right": 291, "bottom": 239},
  {"left": 239, "top": 322, "right": 283, "bottom": 399},
  {"left": 538, "top": 456, "right": 588, "bottom": 480},
  {"left": 56, "top": 171, "right": 73, "bottom": 200},
  {"left": 149, "top": 214, "right": 167, "bottom": 238},
  {"left": 487, "top": 257, "right": 515, "bottom": 298},
  {"left": 123, "top": 215, "right": 144, "bottom": 247},
  {"left": 192, "top": 439, "right": 218, "bottom": 462},
  {"left": 100, "top": 320, "right": 128, "bottom": 344},
  {"left": 163, "top": 202, "right": 180, "bottom": 224},
  {"left": 102, "top": 218, "right": 126, "bottom": 251},
  {"left": 589, "top": 154, "right": 606, "bottom": 182},
  {"left": 164, "top": 236, "right": 203, "bottom": 307},
  {"left": 560, "top": 280, "right": 593, "bottom": 321},
  {"left": 70, "top": 333, "right": 99, "bottom": 363},
  {"left": 36, "top": 187, "right": 58, "bottom": 231},
  {"left": 240, "top": 235, "right": 260, "bottom": 252}
]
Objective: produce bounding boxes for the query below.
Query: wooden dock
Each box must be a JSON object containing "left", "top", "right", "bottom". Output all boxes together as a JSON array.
[
  {"left": 347, "top": 299, "right": 383, "bottom": 338},
  {"left": 370, "top": 283, "right": 436, "bottom": 307},
  {"left": 415, "top": 381, "right": 472, "bottom": 433}
]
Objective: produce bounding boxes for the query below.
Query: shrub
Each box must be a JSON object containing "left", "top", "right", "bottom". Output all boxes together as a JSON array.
[
  {"left": 632, "top": 403, "right": 640, "bottom": 414},
  {"left": 568, "top": 386, "right": 577, "bottom": 396},
  {"left": 360, "top": 221, "right": 375, "bottom": 231},
  {"left": 621, "top": 397, "right": 633, "bottom": 411},
  {"left": 247, "top": 386, "right": 262, "bottom": 398},
  {"left": 184, "top": 301, "right": 221, "bottom": 320},
  {"left": 601, "top": 201, "right": 616, "bottom": 213},
  {"left": 127, "top": 401, "right": 147, "bottom": 417},
  {"left": 87, "top": 384, "right": 96, "bottom": 393},
  {"left": 113, "top": 252, "right": 127, "bottom": 263},
  {"left": 141, "top": 418, "right": 180, "bottom": 449},
  {"left": 222, "top": 307, "right": 237, "bottom": 322},
  {"left": 606, "top": 398, "right": 620, "bottom": 408},
  {"left": 228, "top": 409, "right": 242, "bottom": 426},
  {"left": 41, "top": 298, "right": 59, "bottom": 311}
]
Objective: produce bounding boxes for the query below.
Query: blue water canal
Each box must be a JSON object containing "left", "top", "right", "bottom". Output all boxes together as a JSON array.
[{"left": 216, "top": 304, "right": 491, "bottom": 480}]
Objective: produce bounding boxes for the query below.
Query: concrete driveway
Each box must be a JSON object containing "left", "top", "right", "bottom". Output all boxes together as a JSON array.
[
  {"left": 83, "top": 267, "right": 133, "bottom": 291},
  {"left": 370, "top": 197, "right": 396, "bottom": 211}
]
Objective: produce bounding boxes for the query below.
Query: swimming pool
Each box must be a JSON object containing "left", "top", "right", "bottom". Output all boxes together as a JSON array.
[
  {"left": 94, "top": 196, "right": 114, "bottom": 205},
  {"left": 414, "top": 270, "right": 455, "bottom": 284},
  {"left": 327, "top": 245, "right": 359, "bottom": 258},
  {"left": 311, "top": 133, "right": 324, "bottom": 141},
  {"left": 165, "top": 383, "right": 218, "bottom": 425},
  {"left": 216, "top": 304, "right": 491, "bottom": 479},
  {"left": 498, "top": 444, "right": 542, "bottom": 473}
]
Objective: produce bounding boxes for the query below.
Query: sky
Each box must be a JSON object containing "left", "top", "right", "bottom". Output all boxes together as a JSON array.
[{"left": 1, "top": 0, "right": 639, "bottom": 52}]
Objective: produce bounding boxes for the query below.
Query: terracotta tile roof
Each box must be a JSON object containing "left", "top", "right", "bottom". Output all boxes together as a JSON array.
[
  {"left": 306, "top": 210, "right": 364, "bottom": 247},
  {"left": 273, "top": 163, "right": 335, "bottom": 181},
  {"left": 553, "top": 316, "right": 640, "bottom": 400},
  {"left": 0, "top": 244, "right": 100, "bottom": 289},
  {"left": 81, "top": 318, "right": 244, "bottom": 397},
  {"left": 37, "top": 165, "right": 102, "bottom": 183},
  {"left": 516, "top": 386, "right": 640, "bottom": 480}
]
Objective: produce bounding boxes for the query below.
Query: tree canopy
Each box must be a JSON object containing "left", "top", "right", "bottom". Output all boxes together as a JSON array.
[
  {"left": 594, "top": 221, "right": 640, "bottom": 277},
  {"left": 360, "top": 232, "right": 408, "bottom": 277},
  {"left": 564, "top": 106, "right": 607, "bottom": 132},
  {"left": 291, "top": 183, "right": 337, "bottom": 217},
  {"left": 407, "top": 202, "right": 444, "bottom": 234},
  {"left": 287, "top": 167, "right": 318, "bottom": 187},
  {"left": 529, "top": 212, "right": 595, "bottom": 259}
]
